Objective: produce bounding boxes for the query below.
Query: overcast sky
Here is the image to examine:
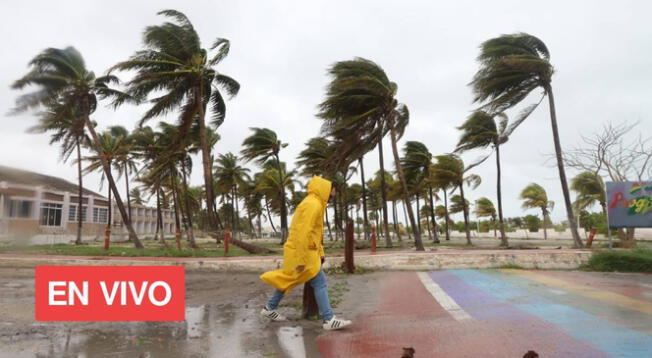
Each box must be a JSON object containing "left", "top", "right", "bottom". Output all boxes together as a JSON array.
[{"left": 1, "top": 0, "right": 651, "bottom": 224}]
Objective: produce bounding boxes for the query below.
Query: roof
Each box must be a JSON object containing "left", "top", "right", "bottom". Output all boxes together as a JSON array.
[{"left": 0, "top": 165, "right": 105, "bottom": 198}]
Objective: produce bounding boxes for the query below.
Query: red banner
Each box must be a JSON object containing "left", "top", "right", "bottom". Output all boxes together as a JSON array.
[{"left": 35, "top": 266, "right": 185, "bottom": 321}]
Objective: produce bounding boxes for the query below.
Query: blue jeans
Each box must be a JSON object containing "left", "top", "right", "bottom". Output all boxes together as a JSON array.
[{"left": 266, "top": 268, "right": 334, "bottom": 321}]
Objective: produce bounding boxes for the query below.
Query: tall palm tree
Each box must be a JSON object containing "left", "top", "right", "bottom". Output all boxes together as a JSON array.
[
  {"left": 12, "top": 46, "right": 143, "bottom": 247},
  {"left": 431, "top": 154, "right": 481, "bottom": 245},
  {"left": 83, "top": 131, "right": 130, "bottom": 243},
  {"left": 434, "top": 204, "right": 449, "bottom": 238},
  {"left": 401, "top": 141, "right": 438, "bottom": 245},
  {"left": 474, "top": 197, "right": 498, "bottom": 238},
  {"left": 520, "top": 183, "right": 555, "bottom": 240},
  {"left": 470, "top": 32, "right": 582, "bottom": 247},
  {"left": 29, "top": 101, "right": 87, "bottom": 244},
  {"left": 318, "top": 58, "right": 421, "bottom": 250},
  {"left": 571, "top": 171, "right": 607, "bottom": 217},
  {"left": 107, "top": 125, "right": 138, "bottom": 228},
  {"left": 455, "top": 110, "right": 518, "bottom": 246},
  {"left": 214, "top": 152, "right": 250, "bottom": 237},
  {"left": 112, "top": 9, "right": 240, "bottom": 234},
  {"left": 241, "top": 128, "right": 289, "bottom": 241}
]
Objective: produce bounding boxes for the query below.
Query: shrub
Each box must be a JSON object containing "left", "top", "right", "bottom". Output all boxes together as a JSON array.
[{"left": 585, "top": 249, "right": 652, "bottom": 272}]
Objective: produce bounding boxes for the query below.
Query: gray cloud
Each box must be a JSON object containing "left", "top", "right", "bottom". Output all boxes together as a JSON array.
[{"left": 1, "top": 0, "right": 650, "bottom": 224}]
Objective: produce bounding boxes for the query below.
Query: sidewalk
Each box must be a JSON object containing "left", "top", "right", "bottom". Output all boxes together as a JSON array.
[{"left": 0, "top": 248, "right": 594, "bottom": 271}]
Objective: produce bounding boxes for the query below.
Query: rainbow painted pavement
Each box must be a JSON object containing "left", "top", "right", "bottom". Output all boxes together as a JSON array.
[{"left": 317, "top": 270, "right": 652, "bottom": 357}]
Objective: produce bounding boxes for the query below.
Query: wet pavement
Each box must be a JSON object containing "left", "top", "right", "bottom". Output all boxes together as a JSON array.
[{"left": 1, "top": 268, "right": 651, "bottom": 357}]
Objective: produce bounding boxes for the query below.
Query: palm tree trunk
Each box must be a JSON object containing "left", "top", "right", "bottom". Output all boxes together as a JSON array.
[
  {"left": 83, "top": 114, "right": 142, "bottom": 248},
  {"left": 333, "top": 195, "right": 340, "bottom": 240},
  {"left": 75, "top": 138, "right": 83, "bottom": 245},
  {"left": 195, "top": 86, "right": 218, "bottom": 234},
  {"left": 545, "top": 86, "right": 582, "bottom": 248},
  {"left": 389, "top": 126, "right": 424, "bottom": 251},
  {"left": 542, "top": 209, "right": 549, "bottom": 240},
  {"left": 443, "top": 189, "right": 450, "bottom": 241},
  {"left": 156, "top": 188, "right": 165, "bottom": 245},
  {"left": 402, "top": 200, "right": 412, "bottom": 240},
  {"left": 274, "top": 153, "right": 288, "bottom": 243},
  {"left": 425, "top": 208, "right": 432, "bottom": 241},
  {"left": 181, "top": 159, "right": 196, "bottom": 247},
  {"left": 495, "top": 144, "right": 508, "bottom": 247},
  {"left": 392, "top": 201, "right": 401, "bottom": 241},
  {"left": 377, "top": 138, "right": 393, "bottom": 247},
  {"left": 358, "top": 158, "right": 370, "bottom": 241},
  {"left": 492, "top": 216, "right": 497, "bottom": 238},
  {"left": 429, "top": 186, "right": 440, "bottom": 243},
  {"left": 170, "top": 173, "right": 182, "bottom": 249},
  {"left": 459, "top": 183, "right": 472, "bottom": 245},
  {"left": 124, "top": 163, "right": 133, "bottom": 243},
  {"left": 257, "top": 213, "right": 262, "bottom": 238},
  {"left": 107, "top": 182, "right": 112, "bottom": 243},
  {"left": 416, "top": 192, "right": 422, "bottom": 235},
  {"left": 235, "top": 186, "right": 240, "bottom": 239},
  {"left": 265, "top": 198, "right": 278, "bottom": 234}
]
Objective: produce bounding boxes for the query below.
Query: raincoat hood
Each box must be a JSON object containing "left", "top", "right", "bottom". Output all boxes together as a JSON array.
[{"left": 307, "top": 176, "right": 332, "bottom": 204}]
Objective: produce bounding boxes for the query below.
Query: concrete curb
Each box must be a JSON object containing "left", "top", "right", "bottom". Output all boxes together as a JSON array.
[{"left": 0, "top": 249, "right": 593, "bottom": 272}]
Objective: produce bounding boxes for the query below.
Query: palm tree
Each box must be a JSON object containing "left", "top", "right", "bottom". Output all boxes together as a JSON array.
[
  {"left": 12, "top": 46, "right": 142, "bottom": 247},
  {"left": 456, "top": 110, "right": 518, "bottom": 246},
  {"left": 107, "top": 125, "right": 138, "bottom": 228},
  {"left": 520, "top": 183, "right": 555, "bottom": 239},
  {"left": 112, "top": 9, "right": 240, "bottom": 234},
  {"left": 401, "top": 141, "right": 438, "bottom": 245},
  {"left": 129, "top": 188, "right": 145, "bottom": 205},
  {"left": 434, "top": 205, "right": 449, "bottom": 238},
  {"left": 241, "top": 128, "right": 289, "bottom": 241},
  {"left": 474, "top": 197, "right": 498, "bottom": 238},
  {"left": 83, "top": 131, "right": 130, "bottom": 244},
  {"left": 318, "top": 58, "right": 421, "bottom": 250},
  {"left": 214, "top": 152, "right": 250, "bottom": 237},
  {"left": 29, "top": 101, "right": 87, "bottom": 244},
  {"left": 470, "top": 32, "right": 582, "bottom": 248},
  {"left": 571, "top": 172, "right": 606, "bottom": 216},
  {"left": 431, "top": 154, "right": 481, "bottom": 245}
]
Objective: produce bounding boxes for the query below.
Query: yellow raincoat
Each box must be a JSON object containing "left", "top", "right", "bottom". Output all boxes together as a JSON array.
[{"left": 260, "top": 176, "right": 331, "bottom": 294}]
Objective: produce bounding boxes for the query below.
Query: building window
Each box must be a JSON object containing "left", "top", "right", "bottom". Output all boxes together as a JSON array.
[
  {"left": 68, "top": 205, "right": 88, "bottom": 222},
  {"left": 40, "top": 203, "right": 62, "bottom": 226},
  {"left": 93, "top": 207, "right": 109, "bottom": 223},
  {"left": 5, "top": 200, "right": 33, "bottom": 218}
]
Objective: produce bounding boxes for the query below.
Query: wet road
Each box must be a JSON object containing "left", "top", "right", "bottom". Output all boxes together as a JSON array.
[
  {"left": 318, "top": 270, "right": 652, "bottom": 358},
  {"left": 1, "top": 268, "right": 651, "bottom": 357}
]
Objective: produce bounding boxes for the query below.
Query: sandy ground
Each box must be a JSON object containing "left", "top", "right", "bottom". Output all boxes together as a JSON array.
[{"left": 0, "top": 267, "right": 381, "bottom": 358}]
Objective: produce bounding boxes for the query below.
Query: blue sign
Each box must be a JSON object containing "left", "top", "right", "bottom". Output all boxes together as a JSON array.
[{"left": 606, "top": 181, "right": 652, "bottom": 228}]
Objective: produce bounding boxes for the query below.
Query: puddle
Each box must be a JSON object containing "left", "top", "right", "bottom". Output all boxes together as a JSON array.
[{"left": 1, "top": 300, "right": 323, "bottom": 358}]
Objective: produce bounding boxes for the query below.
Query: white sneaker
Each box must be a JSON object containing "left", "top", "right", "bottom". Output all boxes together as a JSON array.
[
  {"left": 260, "top": 307, "right": 287, "bottom": 322},
  {"left": 322, "top": 316, "right": 352, "bottom": 331}
]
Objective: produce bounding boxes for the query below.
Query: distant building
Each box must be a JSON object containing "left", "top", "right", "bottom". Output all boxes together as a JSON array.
[
  {"left": 111, "top": 203, "right": 176, "bottom": 237},
  {"left": 0, "top": 165, "right": 175, "bottom": 242}
]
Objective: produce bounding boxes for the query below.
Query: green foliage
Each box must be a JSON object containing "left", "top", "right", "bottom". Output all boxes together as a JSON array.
[
  {"left": 585, "top": 249, "right": 652, "bottom": 272},
  {"left": 523, "top": 214, "right": 540, "bottom": 232},
  {"left": 571, "top": 171, "right": 606, "bottom": 212}
]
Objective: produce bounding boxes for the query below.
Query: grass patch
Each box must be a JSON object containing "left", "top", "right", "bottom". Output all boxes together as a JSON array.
[
  {"left": 583, "top": 249, "right": 652, "bottom": 272},
  {"left": 0, "top": 241, "right": 258, "bottom": 258},
  {"left": 494, "top": 263, "right": 525, "bottom": 270},
  {"left": 328, "top": 281, "right": 349, "bottom": 308}
]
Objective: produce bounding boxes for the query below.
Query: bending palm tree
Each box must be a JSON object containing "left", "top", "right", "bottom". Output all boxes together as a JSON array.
[
  {"left": 112, "top": 9, "right": 240, "bottom": 234},
  {"left": 12, "top": 46, "right": 143, "bottom": 247},
  {"left": 470, "top": 32, "right": 582, "bottom": 247},
  {"left": 474, "top": 197, "right": 498, "bottom": 238},
  {"left": 431, "top": 154, "right": 481, "bottom": 245},
  {"left": 241, "top": 128, "right": 289, "bottom": 242},
  {"left": 401, "top": 141, "right": 438, "bottom": 246},
  {"left": 456, "top": 110, "right": 518, "bottom": 246},
  {"left": 29, "top": 101, "right": 87, "bottom": 244},
  {"left": 571, "top": 172, "right": 606, "bottom": 216},
  {"left": 318, "top": 58, "right": 422, "bottom": 250},
  {"left": 520, "top": 183, "right": 555, "bottom": 240}
]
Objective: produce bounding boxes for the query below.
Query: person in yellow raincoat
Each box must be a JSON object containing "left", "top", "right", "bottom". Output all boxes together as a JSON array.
[{"left": 260, "top": 176, "right": 352, "bottom": 330}]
